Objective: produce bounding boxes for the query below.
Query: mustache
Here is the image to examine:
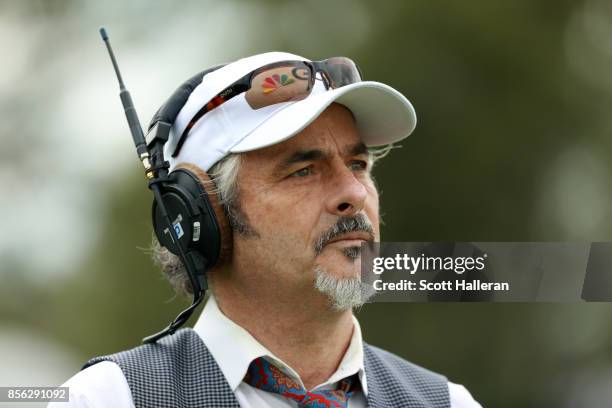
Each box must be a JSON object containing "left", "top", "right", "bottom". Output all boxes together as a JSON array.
[{"left": 314, "top": 214, "right": 375, "bottom": 255}]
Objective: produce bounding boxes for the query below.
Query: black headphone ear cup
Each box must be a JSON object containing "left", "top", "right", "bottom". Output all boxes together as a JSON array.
[{"left": 175, "top": 162, "right": 233, "bottom": 267}]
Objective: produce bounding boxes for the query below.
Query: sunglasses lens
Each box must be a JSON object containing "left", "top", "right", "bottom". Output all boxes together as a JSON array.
[
  {"left": 320, "top": 57, "right": 361, "bottom": 88},
  {"left": 245, "top": 64, "right": 312, "bottom": 109}
]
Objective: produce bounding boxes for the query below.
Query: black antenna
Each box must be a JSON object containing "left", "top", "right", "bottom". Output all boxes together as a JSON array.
[
  {"left": 99, "top": 27, "right": 204, "bottom": 343},
  {"left": 99, "top": 27, "right": 151, "bottom": 171}
]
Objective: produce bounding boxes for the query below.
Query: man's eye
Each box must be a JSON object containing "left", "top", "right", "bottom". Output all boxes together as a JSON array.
[
  {"left": 349, "top": 160, "right": 368, "bottom": 171},
  {"left": 291, "top": 167, "right": 313, "bottom": 177}
]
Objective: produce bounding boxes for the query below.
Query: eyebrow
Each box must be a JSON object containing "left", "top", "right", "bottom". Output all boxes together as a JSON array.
[
  {"left": 287, "top": 142, "right": 368, "bottom": 163},
  {"left": 275, "top": 142, "right": 369, "bottom": 173},
  {"left": 281, "top": 149, "right": 325, "bottom": 167},
  {"left": 349, "top": 142, "right": 368, "bottom": 156}
]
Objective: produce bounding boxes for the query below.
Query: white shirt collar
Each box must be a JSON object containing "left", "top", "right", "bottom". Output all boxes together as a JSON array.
[{"left": 193, "top": 295, "right": 368, "bottom": 394}]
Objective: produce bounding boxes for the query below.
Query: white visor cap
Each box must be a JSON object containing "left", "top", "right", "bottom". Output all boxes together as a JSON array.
[{"left": 166, "top": 52, "right": 417, "bottom": 171}]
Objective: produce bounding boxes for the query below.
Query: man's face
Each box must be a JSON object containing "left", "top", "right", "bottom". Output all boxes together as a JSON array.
[{"left": 228, "top": 103, "right": 380, "bottom": 305}]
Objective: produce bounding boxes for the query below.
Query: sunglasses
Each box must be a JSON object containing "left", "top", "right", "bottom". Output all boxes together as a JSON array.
[{"left": 172, "top": 57, "right": 363, "bottom": 157}]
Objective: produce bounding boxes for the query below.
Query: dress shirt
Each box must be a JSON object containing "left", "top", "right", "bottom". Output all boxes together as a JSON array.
[{"left": 50, "top": 296, "right": 481, "bottom": 407}]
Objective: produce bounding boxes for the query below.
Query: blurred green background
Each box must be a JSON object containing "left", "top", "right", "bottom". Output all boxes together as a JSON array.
[{"left": 1, "top": 0, "right": 612, "bottom": 406}]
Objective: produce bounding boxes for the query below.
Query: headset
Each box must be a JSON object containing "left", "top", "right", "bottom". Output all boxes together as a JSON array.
[{"left": 99, "top": 28, "right": 232, "bottom": 343}]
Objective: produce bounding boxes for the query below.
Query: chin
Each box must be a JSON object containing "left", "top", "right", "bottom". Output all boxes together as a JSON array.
[
  {"left": 314, "top": 245, "right": 363, "bottom": 279},
  {"left": 326, "top": 255, "right": 362, "bottom": 280}
]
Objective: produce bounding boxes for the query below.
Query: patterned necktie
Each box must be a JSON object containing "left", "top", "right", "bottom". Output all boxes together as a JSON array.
[{"left": 244, "top": 357, "right": 360, "bottom": 408}]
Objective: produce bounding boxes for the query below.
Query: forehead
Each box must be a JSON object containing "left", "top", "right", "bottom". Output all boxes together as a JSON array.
[{"left": 244, "top": 103, "right": 362, "bottom": 163}]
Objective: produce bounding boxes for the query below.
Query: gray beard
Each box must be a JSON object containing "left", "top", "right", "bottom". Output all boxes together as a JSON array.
[{"left": 313, "top": 266, "right": 376, "bottom": 311}]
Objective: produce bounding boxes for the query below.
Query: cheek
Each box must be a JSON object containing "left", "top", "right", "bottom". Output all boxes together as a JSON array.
[
  {"left": 243, "top": 190, "right": 316, "bottom": 248},
  {"left": 364, "top": 181, "right": 381, "bottom": 239},
  {"left": 232, "top": 199, "right": 316, "bottom": 275}
]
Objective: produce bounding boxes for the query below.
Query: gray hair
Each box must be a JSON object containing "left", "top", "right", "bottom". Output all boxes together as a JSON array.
[{"left": 150, "top": 144, "right": 397, "bottom": 297}]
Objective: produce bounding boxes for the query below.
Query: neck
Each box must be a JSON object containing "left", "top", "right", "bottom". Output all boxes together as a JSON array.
[{"left": 213, "top": 273, "right": 355, "bottom": 390}]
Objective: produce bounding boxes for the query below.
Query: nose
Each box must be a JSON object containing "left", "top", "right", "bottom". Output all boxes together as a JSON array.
[{"left": 325, "top": 162, "right": 368, "bottom": 217}]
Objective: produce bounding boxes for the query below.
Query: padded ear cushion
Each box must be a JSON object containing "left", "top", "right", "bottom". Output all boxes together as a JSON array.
[{"left": 175, "top": 162, "right": 233, "bottom": 267}]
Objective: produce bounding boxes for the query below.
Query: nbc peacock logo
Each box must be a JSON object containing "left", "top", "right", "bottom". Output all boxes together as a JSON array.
[{"left": 262, "top": 74, "right": 295, "bottom": 94}]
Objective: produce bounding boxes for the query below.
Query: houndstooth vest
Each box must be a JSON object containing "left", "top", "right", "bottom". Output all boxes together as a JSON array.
[{"left": 83, "top": 328, "right": 450, "bottom": 408}]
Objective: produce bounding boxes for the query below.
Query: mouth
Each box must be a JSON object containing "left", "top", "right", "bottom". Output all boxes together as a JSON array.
[{"left": 326, "top": 232, "right": 372, "bottom": 247}]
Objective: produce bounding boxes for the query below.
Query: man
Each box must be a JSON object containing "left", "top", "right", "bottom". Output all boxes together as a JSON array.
[{"left": 52, "top": 52, "right": 481, "bottom": 407}]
